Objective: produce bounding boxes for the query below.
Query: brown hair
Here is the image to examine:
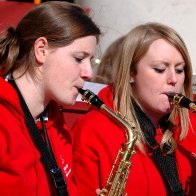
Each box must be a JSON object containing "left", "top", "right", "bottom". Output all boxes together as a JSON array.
[{"left": 0, "top": 1, "right": 101, "bottom": 77}]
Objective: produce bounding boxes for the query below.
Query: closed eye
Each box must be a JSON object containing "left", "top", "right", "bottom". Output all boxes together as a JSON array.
[
  {"left": 175, "top": 69, "right": 184, "bottom": 74},
  {"left": 153, "top": 68, "right": 165, "bottom": 73},
  {"left": 74, "top": 57, "right": 83, "bottom": 63}
]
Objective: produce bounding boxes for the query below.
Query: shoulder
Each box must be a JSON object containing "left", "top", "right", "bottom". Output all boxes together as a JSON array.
[
  {"left": 0, "top": 77, "right": 21, "bottom": 113},
  {"left": 189, "top": 111, "right": 196, "bottom": 125},
  {"left": 188, "top": 112, "right": 196, "bottom": 137},
  {"left": 98, "top": 85, "right": 113, "bottom": 109},
  {"left": 179, "top": 112, "right": 196, "bottom": 152},
  {"left": 71, "top": 106, "right": 114, "bottom": 134},
  {"left": 71, "top": 104, "right": 124, "bottom": 150}
]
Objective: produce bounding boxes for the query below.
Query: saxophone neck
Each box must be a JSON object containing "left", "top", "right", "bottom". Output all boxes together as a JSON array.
[{"left": 101, "top": 104, "right": 137, "bottom": 143}]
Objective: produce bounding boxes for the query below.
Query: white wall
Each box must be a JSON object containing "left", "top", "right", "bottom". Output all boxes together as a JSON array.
[{"left": 75, "top": 0, "right": 196, "bottom": 73}]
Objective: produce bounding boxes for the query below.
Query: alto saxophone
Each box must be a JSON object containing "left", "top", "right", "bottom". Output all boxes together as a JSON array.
[
  {"left": 167, "top": 93, "right": 196, "bottom": 112},
  {"left": 78, "top": 88, "right": 138, "bottom": 196}
]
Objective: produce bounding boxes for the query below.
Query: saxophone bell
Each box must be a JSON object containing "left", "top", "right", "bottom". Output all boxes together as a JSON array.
[{"left": 166, "top": 93, "right": 196, "bottom": 112}]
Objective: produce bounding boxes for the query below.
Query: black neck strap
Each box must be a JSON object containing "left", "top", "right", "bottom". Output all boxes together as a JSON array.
[
  {"left": 9, "top": 79, "right": 69, "bottom": 196},
  {"left": 133, "top": 101, "right": 184, "bottom": 196}
]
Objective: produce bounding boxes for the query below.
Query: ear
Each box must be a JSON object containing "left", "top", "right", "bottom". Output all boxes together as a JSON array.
[{"left": 34, "top": 37, "right": 48, "bottom": 64}]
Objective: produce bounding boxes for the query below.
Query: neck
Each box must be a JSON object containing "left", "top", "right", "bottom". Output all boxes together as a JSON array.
[
  {"left": 13, "top": 71, "right": 47, "bottom": 120},
  {"left": 142, "top": 111, "right": 163, "bottom": 128},
  {"left": 132, "top": 100, "right": 169, "bottom": 132},
  {"left": 133, "top": 100, "right": 162, "bottom": 128}
]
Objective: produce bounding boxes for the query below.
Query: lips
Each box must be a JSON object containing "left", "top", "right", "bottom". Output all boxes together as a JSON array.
[
  {"left": 76, "top": 82, "right": 84, "bottom": 90},
  {"left": 163, "top": 92, "right": 176, "bottom": 103},
  {"left": 164, "top": 91, "right": 176, "bottom": 95}
]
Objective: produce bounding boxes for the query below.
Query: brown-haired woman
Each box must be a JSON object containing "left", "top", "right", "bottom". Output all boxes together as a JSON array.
[{"left": 0, "top": 1, "right": 101, "bottom": 196}]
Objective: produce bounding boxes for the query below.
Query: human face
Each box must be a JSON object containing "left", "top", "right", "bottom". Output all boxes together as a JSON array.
[
  {"left": 42, "top": 36, "right": 97, "bottom": 105},
  {"left": 131, "top": 39, "right": 185, "bottom": 124}
]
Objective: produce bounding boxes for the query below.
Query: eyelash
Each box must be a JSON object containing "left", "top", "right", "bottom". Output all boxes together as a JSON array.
[
  {"left": 153, "top": 68, "right": 165, "bottom": 73},
  {"left": 74, "top": 57, "right": 83, "bottom": 63},
  {"left": 153, "top": 68, "right": 184, "bottom": 74},
  {"left": 175, "top": 69, "right": 184, "bottom": 74}
]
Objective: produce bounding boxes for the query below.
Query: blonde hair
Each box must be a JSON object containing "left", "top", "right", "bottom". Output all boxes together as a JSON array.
[{"left": 112, "top": 22, "right": 192, "bottom": 152}]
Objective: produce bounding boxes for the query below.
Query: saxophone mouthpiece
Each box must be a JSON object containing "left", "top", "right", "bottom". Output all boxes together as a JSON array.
[
  {"left": 166, "top": 93, "right": 175, "bottom": 100},
  {"left": 78, "top": 88, "right": 104, "bottom": 109},
  {"left": 78, "top": 88, "right": 85, "bottom": 95},
  {"left": 166, "top": 93, "right": 196, "bottom": 112}
]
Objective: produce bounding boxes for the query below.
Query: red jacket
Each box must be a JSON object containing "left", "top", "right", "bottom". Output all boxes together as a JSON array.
[
  {"left": 72, "top": 85, "right": 196, "bottom": 196},
  {"left": 0, "top": 77, "right": 77, "bottom": 196}
]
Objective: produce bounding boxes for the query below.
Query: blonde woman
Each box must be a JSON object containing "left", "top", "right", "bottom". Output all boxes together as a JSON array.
[{"left": 72, "top": 22, "right": 196, "bottom": 196}]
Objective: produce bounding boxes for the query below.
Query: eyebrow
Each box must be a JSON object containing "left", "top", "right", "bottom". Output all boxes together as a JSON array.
[
  {"left": 175, "top": 62, "right": 186, "bottom": 66},
  {"left": 151, "top": 60, "right": 185, "bottom": 65},
  {"left": 75, "top": 51, "right": 94, "bottom": 57}
]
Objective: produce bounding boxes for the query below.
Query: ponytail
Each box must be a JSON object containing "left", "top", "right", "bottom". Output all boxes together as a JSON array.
[{"left": 0, "top": 27, "right": 19, "bottom": 76}]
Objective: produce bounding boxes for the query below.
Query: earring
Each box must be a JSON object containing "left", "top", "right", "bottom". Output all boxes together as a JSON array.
[{"left": 129, "top": 78, "right": 135, "bottom": 84}]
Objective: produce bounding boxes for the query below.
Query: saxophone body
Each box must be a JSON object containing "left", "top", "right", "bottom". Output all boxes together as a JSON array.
[{"left": 78, "top": 89, "right": 138, "bottom": 196}]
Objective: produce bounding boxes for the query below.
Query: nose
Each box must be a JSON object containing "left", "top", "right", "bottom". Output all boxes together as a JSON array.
[
  {"left": 80, "top": 62, "right": 94, "bottom": 81},
  {"left": 167, "top": 69, "right": 178, "bottom": 85}
]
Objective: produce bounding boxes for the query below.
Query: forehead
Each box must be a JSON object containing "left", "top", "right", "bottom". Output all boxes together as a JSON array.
[
  {"left": 148, "top": 39, "right": 176, "bottom": 52},
  {"left": 48, "top": 36, "right": 97, "bottom": 57},
  {"left": 143, "top": 39, "right": 183, "bottom": 60},
  {"left": 68, "top": 36, "right": 97, "bottom": 52}
]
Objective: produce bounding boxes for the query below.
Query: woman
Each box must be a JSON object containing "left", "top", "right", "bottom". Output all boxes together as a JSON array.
[
  {"left": 72, "top": 22, "right": 196, "bottom": 195},
  {"left": 0, "top": 1, "right": 101, "bottom": 196}
]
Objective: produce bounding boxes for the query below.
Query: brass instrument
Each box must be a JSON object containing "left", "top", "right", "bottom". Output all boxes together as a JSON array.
[
  {"left": 78, "top": 88, "right": 138, "bottom": 196},
  {"left": 167, "top": 93, "right": 196, "bottom": 112}
]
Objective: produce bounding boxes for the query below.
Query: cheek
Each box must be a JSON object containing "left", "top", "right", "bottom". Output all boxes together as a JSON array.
[
  {"left": 57, "top": 66, "right": 78, "bottom": 82},
  {"left": 135, "top": 75, "right": 162, "bottom": 95},
  {"left": 45, "top": 68, "right": 71, "bottom": 92},
  {"left": 178, "top": 76, "right": 185, "bottom": 91}
]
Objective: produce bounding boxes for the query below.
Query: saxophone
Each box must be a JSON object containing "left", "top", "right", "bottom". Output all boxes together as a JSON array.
[
  {"left": 78, "top": 88, "right": 138, "bottom": 196},
  {"left": 166, "top": 93, "right": 196, "bottom": 112}
]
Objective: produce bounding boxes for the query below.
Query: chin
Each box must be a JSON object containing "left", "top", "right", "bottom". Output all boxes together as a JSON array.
[
  {"left": 59, "top": 96, "right": 76, "bottom": 106},
  {"left": 164, "top": 107, "right": 172, "bottom": 113},
  {"left": 65, "top": 99, "right": 76, "bottom": 106},
  {"left": 70, "top": 95, "right": 78, "bottom": 105},
  {"left": 70, "top": 99, "right": 76, "bottom": 105}
]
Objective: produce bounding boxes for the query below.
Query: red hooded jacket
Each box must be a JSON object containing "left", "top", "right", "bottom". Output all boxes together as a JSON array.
[
  {"left": 72, "top": 85, "right": 196, "bottom": 196},
  {"left": 0, "top": 77, "right": 78, "bottom": 196}
]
